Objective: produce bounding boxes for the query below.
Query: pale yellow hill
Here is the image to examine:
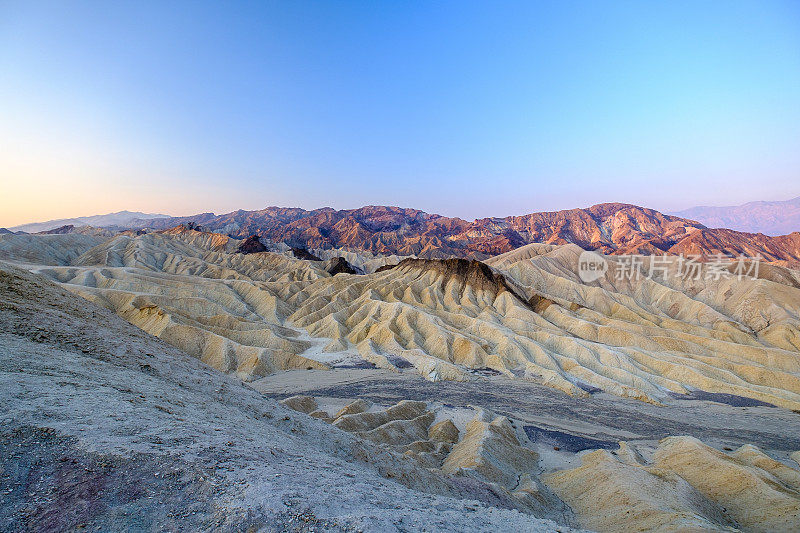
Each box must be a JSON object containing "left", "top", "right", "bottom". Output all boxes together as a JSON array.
[
  {"left": 0, "top": 233, "right": 107, "bottom": 265},
  {"left": 279, "top": 396, "right": 573, "bottom": 522},
  {"left": 35, "top": 230, "right": 334, "bottom": 379},
  {"left": 545, "top": 436, "right": 800, "bottom": 532},
  {"left": 11, "top": 230, "right": 800, "bottom": 410},
  {"left": 287, "top": 255, "right": 800, "bottom": 409}
]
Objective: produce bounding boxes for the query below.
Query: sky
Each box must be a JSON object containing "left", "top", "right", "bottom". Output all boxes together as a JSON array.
[{"left": 1, "top": 1, "right": 799, "bottom": 227}]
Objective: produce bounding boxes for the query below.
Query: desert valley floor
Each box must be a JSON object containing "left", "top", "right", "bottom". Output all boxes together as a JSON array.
[{"left": 2, "top": 222, "right": 800, "bottom": 532}]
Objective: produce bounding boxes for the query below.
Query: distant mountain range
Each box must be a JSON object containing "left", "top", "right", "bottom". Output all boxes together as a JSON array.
[
  {"left": 8, "top": 210, "right": 169, "bottom": 234},
  {"left": 673, "top": 197, "right": 800, "bottom": 236},
  {"left": 9, "top": 201, "right": 800, "bottom": 264},
  {"left": 120, "top": 202, "right": 800, "bottom": 263}
]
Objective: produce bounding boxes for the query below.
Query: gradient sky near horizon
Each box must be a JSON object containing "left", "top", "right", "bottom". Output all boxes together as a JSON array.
[{"left": 2, "top": 1, "right": 800, "bottom": 227}]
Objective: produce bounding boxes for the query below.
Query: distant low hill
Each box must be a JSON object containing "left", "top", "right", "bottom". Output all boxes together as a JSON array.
[
  {"left": 9, "top": 210, "right": 169, "bottom": 234},
  {"left": 673, "top": 197, "right": 800, "bottom": 236}
]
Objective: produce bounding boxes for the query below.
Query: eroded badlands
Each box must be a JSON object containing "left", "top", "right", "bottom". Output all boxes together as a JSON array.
[
  {"left": 4, "top": 228, "right": 799, "bottom": 410},
  {"left": 2, "top": 227, "right": 800, "bottom": 531}
]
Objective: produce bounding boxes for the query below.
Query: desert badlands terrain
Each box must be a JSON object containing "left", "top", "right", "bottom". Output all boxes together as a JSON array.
[{"left": 2, "top": 214, "right": 800, "bottom": 532}]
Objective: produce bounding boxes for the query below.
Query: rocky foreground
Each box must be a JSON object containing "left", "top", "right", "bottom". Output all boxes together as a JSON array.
[
  {"left": 279, "top": 393, "right": 800, "bottom": 531},
  {"left": 3, "top": 262, "right": 800, "bottom": 531},
  {"left": 0, "top": 264, "right": 574, "bottom": 532},
  {"left": 2, "top": 227, "right": 800, "bottom": 531}
]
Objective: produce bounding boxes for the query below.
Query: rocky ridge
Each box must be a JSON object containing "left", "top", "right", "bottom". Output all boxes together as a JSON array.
[
  {"left": 3, "top": 228, "right": 799, "bottom": 410},
  {"left": 0, "top": 263, "right": 575, "bottom": 531},
  {"left": 121, "top": 203, "right": 800, "bottom": 264},
  {"left": 3, "top": 222, "right": 800, "bottom": 531}
]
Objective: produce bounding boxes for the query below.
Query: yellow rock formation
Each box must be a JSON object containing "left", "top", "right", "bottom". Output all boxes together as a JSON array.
[
  {"left": 545, "top": 436, "right": 800, "bottom": 532},
  {"left": 8, "top": 230, "right": 800, "bottom": 409}
]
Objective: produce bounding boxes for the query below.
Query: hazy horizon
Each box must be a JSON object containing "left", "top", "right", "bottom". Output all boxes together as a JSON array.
[
  {"left": 8, "top": 192, "right": 800, "bottom": 230},
  {"left": 2, "top": 1, "right": 799, "bottom": 227}
]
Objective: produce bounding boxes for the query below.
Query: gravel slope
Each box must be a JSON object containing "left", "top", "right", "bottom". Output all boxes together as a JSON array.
[{"left": 0, "top": 263, "right": 577, "bottom": 532}]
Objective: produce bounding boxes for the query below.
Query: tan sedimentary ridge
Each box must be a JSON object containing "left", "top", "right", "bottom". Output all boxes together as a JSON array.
[
  {"left": 0, "top": 233, "right": 106, "bottom": 265},
  {"left": 545, "top": 436, "right": 800, "bottom": 532},
  {"left": 279, "top": 396, "right": 573, "bottom": 522},
  {"left": 26, "top": 230, "right": 334, "bottom": 379},
  {"left": 286, "top": 246, "right": 800, "bottom": 408},
  {"left": 0, "top": 262, "right": 578, "bottom": 531},
  {"left": 4, "top": 229, "right": 800, "bottom": 409},
  {"left": 281, "top": 394, "right": 800, "bottom": 531}
]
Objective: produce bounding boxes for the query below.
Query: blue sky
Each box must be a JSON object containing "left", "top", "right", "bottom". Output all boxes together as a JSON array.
[{"left": 1, "top": 1, "right": 799, "bottom": 226}]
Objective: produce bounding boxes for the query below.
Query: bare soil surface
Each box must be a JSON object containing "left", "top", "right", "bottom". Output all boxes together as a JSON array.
[
  {"left": 0, "top": 263, "right": 576, "bottom": 532},
  {"left": 252, "top": 368, "right": 800, "bottom": 461}
]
